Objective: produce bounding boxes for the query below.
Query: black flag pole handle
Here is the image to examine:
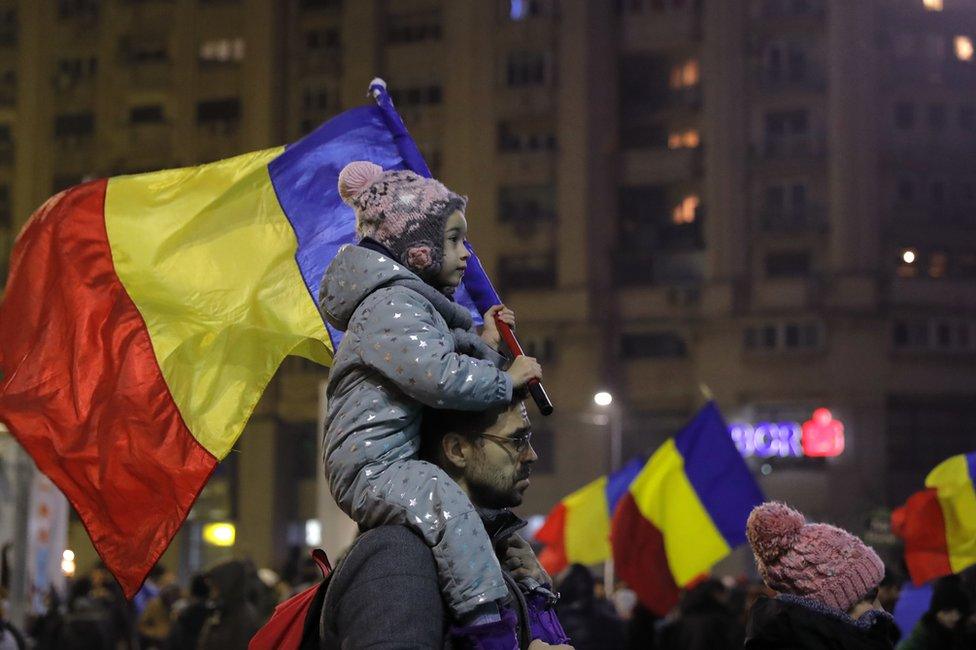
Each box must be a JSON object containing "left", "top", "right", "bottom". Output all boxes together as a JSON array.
[{"left": 495, "top": 316, "right": 554, "bottom": 416}]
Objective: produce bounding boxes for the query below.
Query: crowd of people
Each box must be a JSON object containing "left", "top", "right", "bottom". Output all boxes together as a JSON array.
[{"left": 1, "top": 542, "right": 970, "bottom": 649}]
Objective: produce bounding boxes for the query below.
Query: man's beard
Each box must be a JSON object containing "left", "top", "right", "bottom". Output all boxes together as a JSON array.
[{"left": 467, "top": 464, "right": 530, "bottom": 509}]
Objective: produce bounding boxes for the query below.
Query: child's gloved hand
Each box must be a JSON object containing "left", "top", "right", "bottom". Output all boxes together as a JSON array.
[
  {"left": 500, "top": 535, "right": 551, "bottom": 588},
  {"left": 480, "top": 304, "right": 516, "bottom": 351},
  {"left": 506, "top": 356, "right": 542, "bottom": 389}
]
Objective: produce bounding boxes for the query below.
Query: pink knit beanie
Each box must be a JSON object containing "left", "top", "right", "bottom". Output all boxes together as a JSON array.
[
  {"left": 337, "top": 161, "right": 467, "bottom": 281},
  {"left": 746, "top": 502, "right": 885, "bottom": 613}
]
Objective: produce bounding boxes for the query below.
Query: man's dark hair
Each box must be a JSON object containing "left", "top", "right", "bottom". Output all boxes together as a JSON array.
[{"left": 419, "top": 391, "right": 528, "bottom": 464}]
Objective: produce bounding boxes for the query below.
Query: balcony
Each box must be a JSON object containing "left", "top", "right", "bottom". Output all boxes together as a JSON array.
[
  {"left": 756, "top": 134, "right": 826, "bottom": 162},
  {"left": 128, "top": 61, "right": 172, "bottom": 89},
  {"left": 301, "top": 49, "right": 342, "bottom": 76},
  {"left": 619, "top": 147, "right": 701, "bottom": 185},
  {"left": 496, "top": 150, "right": 557, "bottom": 185},
  {"left": 614, "top": 249, "right": 704, "bottom": 287},
  {"left": 128, "top": 124, "right": 173, "bottom": 161},
  {"left": 619, "top": 8, "right": 701, "bottom": 53},
  {"left": 756, "top": 68, "right": 826, "bottom": 95},
  {"left": 758, "top": 205, "right": 828, "bottom": 233},
  {"left": 753, "top": 0, "right": 826, "bottom": 33}
]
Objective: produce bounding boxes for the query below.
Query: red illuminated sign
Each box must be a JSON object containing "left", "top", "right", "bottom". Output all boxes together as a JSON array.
[{"left": 801, "top": 408, "right": 845, "bottom": 457}]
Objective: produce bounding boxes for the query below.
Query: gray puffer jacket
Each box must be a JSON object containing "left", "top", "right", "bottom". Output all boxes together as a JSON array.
[{"left": 318, "top": 243, "right": 513, "bottom": 615}]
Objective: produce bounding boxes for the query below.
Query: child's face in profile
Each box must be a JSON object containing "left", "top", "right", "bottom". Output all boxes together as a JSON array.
[{"left": 436, "top": 210, "right": 470, "bottom": 290}]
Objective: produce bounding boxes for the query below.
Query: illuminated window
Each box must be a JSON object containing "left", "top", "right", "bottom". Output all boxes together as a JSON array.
[
  {"left": 955, "top": 36, "right": 974, "bottom": 61},
  {"left": 923, "top": 0, "right": 944, "bottom": 11},
  {"left": 199, "top": 38, "right": 245, "bottom": 64},
  {"left": 669, "top": 60, "right": 699, "bottom": 89},
  {"left": 672, "top": 195, "right": 699, "bottom": 224},
  {"left": 667, "top": 129, "right": 700, "bottom": 149}
]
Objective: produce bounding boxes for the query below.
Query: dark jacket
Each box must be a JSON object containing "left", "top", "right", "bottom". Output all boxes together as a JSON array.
[
  {"left": 320, "top": 515, "right": 567, "bottom": 649},
  {"left": 554, "top": 564, "right": 625, "bottom": 650},
  {"left": 657, "top": 581, "right": 743, "bottom": 650},
  {"left": 197, "top": 560, "right": 262, "bottom": 650},
  {"left": 746, "top": 595, "right": 898, "bottom": 650},
  {"left": 896, "top": 613, "right": 962, "bottom": 650}
]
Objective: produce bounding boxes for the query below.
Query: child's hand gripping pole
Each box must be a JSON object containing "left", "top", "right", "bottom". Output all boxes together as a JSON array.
[{"left": 494, "top": 315, "right": 554, "bottom": 416}]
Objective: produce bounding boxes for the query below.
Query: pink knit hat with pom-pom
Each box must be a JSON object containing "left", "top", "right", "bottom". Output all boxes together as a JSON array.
[
  {"left": 337, "top": 161, "right": 467, "bottom": 282},
  {"left": 746, "top": 502, "right": 884, "bottom": 613}
]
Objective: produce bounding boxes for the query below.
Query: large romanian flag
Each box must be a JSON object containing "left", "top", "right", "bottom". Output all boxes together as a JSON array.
[
  {"left": 0, "top": 81, "right": 496, "bottom": 598},
  {"left": 611, "top": 402, "right": 764, "bottom": 615},
  {"left": 535, "top": 456, "right": 644, "bottom": 575},
  {"left": 892, "top": 451, "right": 976, "bottom": 586}
]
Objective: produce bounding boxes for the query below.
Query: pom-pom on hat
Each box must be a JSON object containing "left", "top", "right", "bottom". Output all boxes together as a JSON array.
[
  {"left": 337, "top": 161, "right": 467, "bottom": 282},
  {"left": 746, "top": 502, "right": 885, "bottom": 613}
]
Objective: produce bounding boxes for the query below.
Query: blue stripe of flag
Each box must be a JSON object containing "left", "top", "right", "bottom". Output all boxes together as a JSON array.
[{"left": 673, "top": 402, "right": 766, "bottom": 547}]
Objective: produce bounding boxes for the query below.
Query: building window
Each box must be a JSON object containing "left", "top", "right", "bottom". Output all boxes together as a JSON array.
[
  {"left": 923, "top": 0, "right": 943, "bottom": 10},
  {"left": 497, "top": 254, "right": 557, "bottom": 291},
  {"left": 521, "top": 336, "right": 556, "bottom": 363},
  {"left": 120, "top": 36, "right": 169, "bottom": 65},
  {"left": 671, "top": 195, "right": 699, "bottom": 225},
  {"left": 54, "top": 57, "right": 98, "bottom": 91},
  {"left": 765, "top": 250, "right": 811, "bottom": 278},
  {"left": 764, "top": 109, "right": 811, "bottom": 156},
  {"left": 954, "top": 36, "right": 974, "bottom": 62},
  {"left": 620, "top": 332, "right": 687, "bottom": 359},
  {"left": 497, "top": 121, "right": 557, "bottom": 153},
  {"left": 894, "top": 103, "right": 915, "bottom": 130},
  {"left": 0, "top": 184, "right": 10, "bottom": 229},
  {"left": 390, "top": 86, "right": 443, "bottom": 108},
  {"left": 302, "top": 85, "right": 330, "bottom": 111},
  {"left": 58, "top": 0, "right": 99, "bottom": 20},
  {"left": 506, "top": 0, "right": 558, "bottom": 21},
  {"left": 893, "top": 318, "right": 975, "bottom": 352},
  {"left": 669, "top": 59, "right": 699, "bottom": 90},
  {"left": 300, "top": 0, "right": 341, "bottom": 9},
  {"left": 927, "top": 103, "right": 947, "bottom": 131},
  {"left": 306, "top": 28, "right": 340, "bottom": 50},
  {"left": 667, "top": 129, "right": 700, "bottom": 149},
  {"left": 744, "top": 321, "right": 824, "bottom": 352},
  {"left": 506, "top": 51, "right": 551, "bottom": 87},
  {"left": 387, "top": 11, "right": 441, "bottom": 44},
  {"left": 619, "top": 185, "right": 703, "bottom": 253},
  {"left": 0, "top": 124, "right": 12, "bottom": 165},
  {"left": 498, "top": 185, "right": 556, "bottom": 222},
  {"left": 196, "top": 98, "right": 240, "bottom": 132},
  {"left": 129, "top": 104, "right": 165, "bottom": 124},
  {"left": 54, "top": 111, "right": 95, "bottom": 138},
  {"left": 199, "top": 38, "right": 245, "bottom": 64}
]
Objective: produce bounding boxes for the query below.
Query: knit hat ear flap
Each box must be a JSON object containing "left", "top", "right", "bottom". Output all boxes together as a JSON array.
[
  {"left": 338, "top": 161, "right": 384, "bottom": 205},
  {"left": 747, "top": 502, "right": 805, "bottom": 565}
]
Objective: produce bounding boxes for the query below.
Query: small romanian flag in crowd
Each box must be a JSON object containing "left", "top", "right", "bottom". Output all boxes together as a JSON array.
[
  {"left": 892, "top": 451, "right": 976, "bottom": 586},
  {"left": 0, "top": 82, "right": 494, "bottom": 598},
  {"left": 611, "top": 402, "right": 765, "bottom": 615},
  {"left": 535, "top": 456, "right": 645, "bottom": 575}
]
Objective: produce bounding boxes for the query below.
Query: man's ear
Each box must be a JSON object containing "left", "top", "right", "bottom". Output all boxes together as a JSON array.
[{"left": 441, "top": 432, "right": 470, "bottom": 469}]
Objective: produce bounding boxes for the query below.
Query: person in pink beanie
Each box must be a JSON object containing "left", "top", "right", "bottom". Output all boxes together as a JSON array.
[{"left": 744, "top": 501, "right": 899, "bottom": 649}]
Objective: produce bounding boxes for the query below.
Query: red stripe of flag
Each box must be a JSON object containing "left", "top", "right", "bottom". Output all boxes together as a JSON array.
[
  {"left": 610, "top": 492, "right": 681, "bottom": 616},
  {"left": 536, "top": 501, "right": 568, "bottom": 576},
  {"left": 0, "top": 180, "right": 218, "bottom": 598},
  {"left": 891, "top": 488, "right": 952, "bottom": 586}
]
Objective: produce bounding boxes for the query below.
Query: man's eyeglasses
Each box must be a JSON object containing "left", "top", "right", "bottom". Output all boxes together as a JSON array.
[{"left": 478, "top": 432, "right": 533, "bottom": 455}]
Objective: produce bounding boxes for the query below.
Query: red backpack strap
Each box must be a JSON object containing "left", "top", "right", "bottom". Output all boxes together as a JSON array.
[{"left": 310, "top": 548, "right": 332, "bottom": 578}]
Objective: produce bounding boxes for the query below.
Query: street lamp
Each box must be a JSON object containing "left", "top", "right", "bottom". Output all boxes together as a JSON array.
[{"left": 593, "top": 391, "right": 623, "bottom": 473}]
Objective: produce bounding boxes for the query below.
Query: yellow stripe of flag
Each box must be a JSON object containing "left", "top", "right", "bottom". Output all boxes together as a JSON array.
[
  {"left": 564, "top": 476, "right": 612, "bottom": 566},
  {"left": 105, "top": 149, "right": 332, "bottom": 459},
  {"left": 926, "top": 454, "right": 976, "bottom": 574},
  {"left": 629, "top": 439, "right": 731, "bottom": 586}
]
